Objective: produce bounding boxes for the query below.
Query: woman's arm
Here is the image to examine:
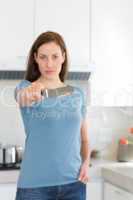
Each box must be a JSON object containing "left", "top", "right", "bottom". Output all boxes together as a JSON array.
[
  {"left": 78, "top": 118, "right": 91, "bottom": 183},
  {"left": 80, "top": 118, "right": 90, "bottom": 164}
]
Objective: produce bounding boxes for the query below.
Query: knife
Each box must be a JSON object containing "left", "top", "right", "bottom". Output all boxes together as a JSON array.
[{"left": 41, "top": 85, "right": 74, "bottom": 98}]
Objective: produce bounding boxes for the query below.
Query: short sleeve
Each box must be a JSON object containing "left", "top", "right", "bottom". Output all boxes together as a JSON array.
[
  {"left": 14, "top": 80, "right": 31, "bottom": 102},
  {"left": 81, "top": 89, "right": 87, "bottom": 120},
  {"left": 76, "top": 87, "right": 87, "bottom": 120}
]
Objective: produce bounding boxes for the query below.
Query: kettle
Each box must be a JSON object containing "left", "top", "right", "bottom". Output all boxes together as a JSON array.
[
  {"left": 4, "top": 144, "right": 17, "bottom": 167},
  {"left": 0, "top": 144, "right": 24, "bottom": 167},
  {"left": 15, "top": 145, "right": 24, "bottom": 164},
  {"left": 0, "top": 144, "right": 4, "bottom": 166}
]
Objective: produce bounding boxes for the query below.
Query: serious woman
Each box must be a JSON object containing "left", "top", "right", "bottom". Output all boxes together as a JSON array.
[{"left": 14, "top": 31, "right": 90, "bottom": 200}]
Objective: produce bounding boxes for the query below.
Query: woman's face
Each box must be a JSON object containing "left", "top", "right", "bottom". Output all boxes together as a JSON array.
[{"left": 34, "top": 42, "right": 65, "bottom": 79}]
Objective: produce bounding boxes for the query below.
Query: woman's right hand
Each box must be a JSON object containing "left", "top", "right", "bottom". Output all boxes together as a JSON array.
[{"left": 16, "top": 81, "right": 45, "bottom": 107}]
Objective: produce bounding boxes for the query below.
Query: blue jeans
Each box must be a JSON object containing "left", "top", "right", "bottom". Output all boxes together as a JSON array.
[{"left": 15, "top": 181, "right": 86, "bottom": 200}]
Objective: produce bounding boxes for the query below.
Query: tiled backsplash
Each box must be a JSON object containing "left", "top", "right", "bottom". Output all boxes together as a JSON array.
[
  {"left": 0, "top": 80, "right": 25, "bottom": 146},
  {"left": 0, "top": 80, "right": 133, "bottom": 160},
  {"left": 87, "top": 107, "right": 133, "bottom": 159}
]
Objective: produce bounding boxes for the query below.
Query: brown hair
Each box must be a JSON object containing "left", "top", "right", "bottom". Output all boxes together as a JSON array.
[{"left": 24, "top": 31, "right": 69, "bottom": 82}]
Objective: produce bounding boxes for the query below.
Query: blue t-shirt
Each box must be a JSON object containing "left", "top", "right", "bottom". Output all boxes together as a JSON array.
[{"left": 14, "top": 80, "right": 87, "bottom": 188}]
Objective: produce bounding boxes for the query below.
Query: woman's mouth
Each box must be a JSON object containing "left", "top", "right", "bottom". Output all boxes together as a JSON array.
[{"left": 45, "top": 70, "right": 55, "bottom": 74}]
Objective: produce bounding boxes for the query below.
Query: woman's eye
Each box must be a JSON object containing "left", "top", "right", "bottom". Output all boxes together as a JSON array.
[
  {"left": 53, "top": 55, "right": 58, "bottom": 59},
  {"left": 40, "top": 56, "right": 47, "bottom": 60}
]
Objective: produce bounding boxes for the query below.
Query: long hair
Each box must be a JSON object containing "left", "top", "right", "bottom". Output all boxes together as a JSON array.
[{"left": 24, "top": 31, "right": 69, "bottom": 82}]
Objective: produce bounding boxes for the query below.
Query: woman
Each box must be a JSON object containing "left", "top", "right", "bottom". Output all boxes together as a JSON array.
[{"left": 14, "top": 31, "right": 90, "bottom": 200}]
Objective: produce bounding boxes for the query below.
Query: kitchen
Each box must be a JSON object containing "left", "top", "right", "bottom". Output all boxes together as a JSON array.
[{"left": 0, "top": 0, "right": 133, "bottom": 200}]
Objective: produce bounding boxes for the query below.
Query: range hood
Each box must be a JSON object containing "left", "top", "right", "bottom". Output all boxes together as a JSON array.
[
  {"left": 0, "top": 70, "right": 91, "bottom": 81},
  {"left": 0, "top": 64, "right": 94, "bottom": 81}
]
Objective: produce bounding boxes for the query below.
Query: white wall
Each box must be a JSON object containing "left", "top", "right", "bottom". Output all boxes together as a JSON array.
[{"left": 90, "top": 0, "right": 133, "bottom": 106}]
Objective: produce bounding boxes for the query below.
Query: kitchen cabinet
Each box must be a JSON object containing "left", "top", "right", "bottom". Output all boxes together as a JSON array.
[
  {"left": 34, "top": 0, "right": 90, "bottom": 66},
  {"left": 91, "top": 0, "right": 133, "bottom": 106},
  {"left": 0, "top": 184, "right": 17, "bottom": 200},
  {"left": 104, "top": 182, "right": 133, "bottom": 200},
  {"left": 0, "top": 0, "right": 90, "bottom": 70},
  {"left": 0, "top": 0, "right": 34, "bottom": 70},
  {"left": 86, "top": 180, "right": 103, "bottom": 200}
]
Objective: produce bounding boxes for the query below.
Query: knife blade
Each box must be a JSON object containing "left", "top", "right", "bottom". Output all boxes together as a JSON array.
[{"left": 41, "top": 85, "right": 74, "bottom": 98}]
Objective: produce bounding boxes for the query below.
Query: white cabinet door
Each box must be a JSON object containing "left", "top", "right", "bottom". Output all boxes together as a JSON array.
[
  {"left": 0, "top": 184, "right": 17, "bottom": 200},
  {"left": 91, "top": 0, "right": 133, "bottom": 106},
  {"left": 86, "top": 181, "right": 103, "bottom": 200},
  {"left": 0, "top": 0, "right": 34, "bottom": 69},
  {"left": 104, "top": 182, "right": 133, "bottom": 200},
  {"left": 35, "top": 0, "right": 90, "bottom": 66}
]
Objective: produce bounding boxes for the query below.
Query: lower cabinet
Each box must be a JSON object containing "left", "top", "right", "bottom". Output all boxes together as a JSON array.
[
  {"left": 104, "top": 182, "right": 133, "bottom": 200},
  {"left": 86, "top": 180, "right": 103, "bottom": 200},
  {"left": 0, "top": 184, "right": 17, "bottom": 200}
]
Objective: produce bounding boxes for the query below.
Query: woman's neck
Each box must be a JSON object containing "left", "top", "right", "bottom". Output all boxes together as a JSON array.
[{"left": 37, "top": 76, "right": 66, "bottom": 89}]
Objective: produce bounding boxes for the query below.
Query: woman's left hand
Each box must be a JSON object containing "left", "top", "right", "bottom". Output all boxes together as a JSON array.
[{"left": 78, "top": 161, "right": 90, "bottom": 184}]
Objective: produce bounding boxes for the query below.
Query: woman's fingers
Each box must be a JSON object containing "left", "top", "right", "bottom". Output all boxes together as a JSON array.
[
  {"left": 16, "top": 81, "right": 45, "bottom": 107},
  {"left": 27, "top": 83, "right": 43, "bottom": 102},
  {"left": 78, "top": 164, "right": 90, "bottom": 184},
  {"left": 81, "top": 174, "right": 90, "bottom": 183}
]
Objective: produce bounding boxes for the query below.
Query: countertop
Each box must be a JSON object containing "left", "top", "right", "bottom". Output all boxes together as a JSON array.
[
  {"left": 0, "top": 159, "right": 133, "bottom": 184},
  {"left": 0, "top": 158, "right": 133, "bottom": 184},
  {"left": 102, "top": 164, "right": 133, "bottom": 194}
]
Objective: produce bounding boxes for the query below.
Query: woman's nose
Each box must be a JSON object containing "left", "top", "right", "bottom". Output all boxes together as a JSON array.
[{"left": 47, "top": 59, "right": 53, "bottom": 68}]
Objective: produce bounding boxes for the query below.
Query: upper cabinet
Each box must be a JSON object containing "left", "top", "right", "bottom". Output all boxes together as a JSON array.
[
  {"left": 34, "top": 0, "right": 90, "bottom": 66},
  {"left": 0, "top": 0, "right": 34, "bottom": 70},
  {"left": 0, "top": 0, "right": 90, "bottom": 70},
  {"left": 90, "top": 0, "right": 133, "bottom": 106}
]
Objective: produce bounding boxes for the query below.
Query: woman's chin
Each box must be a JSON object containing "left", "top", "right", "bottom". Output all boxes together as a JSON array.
[{"left": 43, "top": 74, "right": 56, "bottom": 80}]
